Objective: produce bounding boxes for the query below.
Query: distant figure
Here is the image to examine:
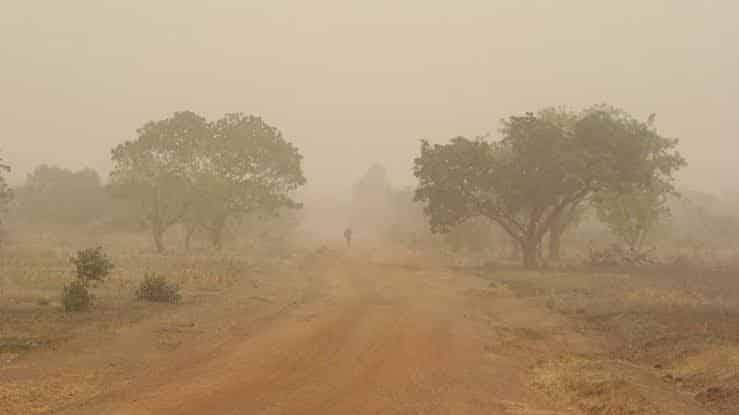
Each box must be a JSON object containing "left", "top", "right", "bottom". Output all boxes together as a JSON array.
[{"left": 344, "top": 227, "right": 353, "bottom": 248}]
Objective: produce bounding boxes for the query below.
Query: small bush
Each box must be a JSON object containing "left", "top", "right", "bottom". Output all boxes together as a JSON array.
[
  {"left": 70, "top": 246, "right": 114, "bottom": 285},
  {"left": 587, "top": 244, "right": 656, "bottom": 267},
  {"left": 135, "top": 273, "right": 181, "bottom": 303},
  {"left": 62, "top": 280, "right": 92, "bottom": 311}
]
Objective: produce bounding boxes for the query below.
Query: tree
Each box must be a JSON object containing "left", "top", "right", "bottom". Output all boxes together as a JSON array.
[
  {"left": 109, "top": 111, "right": 208, "bottom": 252},
  {"left": 593, "top": 185, "right": 671, "bottom": 253},
  {"left": 413, "top": 105, "right": 685, "bottom": 269},
  {"left": 0, "top": 154, "right": 12, "bottom": 223},
  {"left": 351, "top": 164, "right": 394, "bottom": 236},
  {"left": 15, "top": 165, "right": 107, "bottom": 225},
  {"left": 536, "top": 107, "right": 585, "bottom": 261},
  {"left": 186, "top": 113, "right": 306, "bottom": 249},
  {"left": 546, "top": 201, "right": 587, "bottom": 260}
]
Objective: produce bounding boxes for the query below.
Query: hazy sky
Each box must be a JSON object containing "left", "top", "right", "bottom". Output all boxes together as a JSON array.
[{"left": 1, "top": 1, "right": 737, "bottom": 194}]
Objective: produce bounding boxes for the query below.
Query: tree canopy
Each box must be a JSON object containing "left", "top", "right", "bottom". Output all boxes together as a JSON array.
[
  {"left": 109, "top": 111, "right": 305, "bottom": 252},
  {"left": 350, "top": 164, "right": 394, "bottom": 236},
  {"left": 109, "top": 111, "right": 207, "bottom": 252},
  {"left": 15, "top": 165, "right": 107, "bottom": 225},
  {"left": 593, "top": 185, "right": 671, "bottom": 253},
  {"left": 187, "top": 113, "right": 306, "bottom": 249},
  {"left": 413, "top": 105, "right": 686, "bottom": 268}
]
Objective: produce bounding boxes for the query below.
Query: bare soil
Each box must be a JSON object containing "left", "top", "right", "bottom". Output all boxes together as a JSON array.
[{"left": 1, "top": 247, "right": 736, "bottom": 414}]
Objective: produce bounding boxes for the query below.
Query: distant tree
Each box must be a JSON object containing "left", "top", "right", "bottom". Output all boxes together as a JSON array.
[
  {"left": 351, "top": 164, "right": 394, "bottom": 235},
  {"left": 15, "top": 165, "right": 107, "bottom": 225},
  {"left": 186, "top": 113, "right": 306, "bottom": 249},
  {"left": 662, "top": 189, "right": 739, "bottom": 250},
  {"left": 109, "top": 111, "right": 209, "bottom": 252},
  {"left": 414, "top": 105, "right": 685, "bottom": 269},
  {"left": 593, "top": 185, "right": 671, "bottom": 253},
  {"left": 0, "top": 154, "right": 12, "bottom": 223},
  {"left": 385, "top": 187, "right": 429, "bottom": 246}
]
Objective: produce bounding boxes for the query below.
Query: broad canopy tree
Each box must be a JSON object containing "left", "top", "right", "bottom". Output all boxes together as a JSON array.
[
  {"left": 109, "top": 111, "right": 207, "bottom": 252},
  {"left": 186, "top": 113, "right": 306, "bottom": 249},
  {"left": 413, "top": 105, "right": 685, "bottom": 269},
  {"left": 109, "top": 111, "right": 305, "bottom": 252}
]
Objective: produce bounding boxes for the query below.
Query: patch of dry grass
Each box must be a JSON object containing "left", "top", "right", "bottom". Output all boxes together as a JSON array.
[
  {"left": 534, "top": 357, "right": 669, "bottom": 415},
  {"left": 0, "top": 372, "right": 100, "bottom": 415}
]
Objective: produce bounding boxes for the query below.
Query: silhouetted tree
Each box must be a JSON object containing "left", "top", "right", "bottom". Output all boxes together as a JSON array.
[
  {"left": 15, "top": 165, "right": 107, "bottom": 225},
  {"left": 414, "top": 105, "right": 685, "bottom": 269},
  {"left": 186, "top": 113, "right": 305, "bottom": 249},
  {"left": 109, "top": 111, "right": 208, "bottom": 252}
]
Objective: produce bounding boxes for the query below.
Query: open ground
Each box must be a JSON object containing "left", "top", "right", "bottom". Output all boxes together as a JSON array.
[{"left": 2, "top": 232, "right": 737, "bottom": 415}]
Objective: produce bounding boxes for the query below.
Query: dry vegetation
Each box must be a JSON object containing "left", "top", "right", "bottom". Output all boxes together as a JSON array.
[
  {"left": 0, "top": 224, "right": 299, "bottom": 414},
  {"left": 473, "top": 252, "right": 739, "bottom": 414}
]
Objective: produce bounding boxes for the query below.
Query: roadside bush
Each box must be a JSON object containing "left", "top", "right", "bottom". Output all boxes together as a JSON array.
[
  {"left": 62, "top": 280, "right": 92, "bottom": 311},
  {"left": 135, "top": 273, "right": 181, "bottom": 303},
  {"left": 587, "top": 244, "right": 656, "bottom": 267},
  {"left": 70, "top": 246, "right": 114, "bottom": 285},
  {"left": 62, "top": 246, "right": 114, "bottom": 312}
]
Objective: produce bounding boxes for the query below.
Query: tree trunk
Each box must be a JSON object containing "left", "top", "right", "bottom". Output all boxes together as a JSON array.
[
  {"left": 521, "top": 238, "right": 540, "bottom": 269},
  {"left": 184, "top": 223, "right": 196, "bottom": 251},
  {"left": 548, "top": 210, "right": 569, "bottom": 261},
  {"left": 509, "top": 238, "right": 521, "bottom": 260},
  {"left": 549, "top": 222, "right": 563, "bottom": 261}
]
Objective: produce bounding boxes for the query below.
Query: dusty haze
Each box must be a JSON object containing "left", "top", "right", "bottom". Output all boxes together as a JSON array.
[{"left": 1, "top": 1, "right": 737, "bottom": 193}]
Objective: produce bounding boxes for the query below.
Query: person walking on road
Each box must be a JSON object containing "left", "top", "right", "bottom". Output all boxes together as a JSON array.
[{"left": 344, "top": 227, "right": 353, "bottom": 248}]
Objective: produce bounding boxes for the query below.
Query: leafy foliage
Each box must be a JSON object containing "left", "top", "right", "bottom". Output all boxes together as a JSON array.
[
  {"left": 70, "top": 247, "right": 114, "bottom": 285},
  {"left": 414, "top": 105, "right": 685, "bottom": 268},
  {"left": 135, "top": 273, "right": 181, "bottom": 303},
  {"left": 187, "top": 113, "right": 306, "bottom": 249},
  {"left": 593, "top": 186, "right": 671, "bottom": 253},
  {"left": 350, "top": 164, "right": 394, "bottom": 236},
  {"left": 14, "top": 165, "right": 108, "bottom": 225},
  {"left": 110, "top": 111, "right": 306, "bottom": 252},
  {"left": 62, "top": 279, "right": 93, "bottom": 312},
  {"left": 109, "top": 111, "right": 208, "bottom": 252}
]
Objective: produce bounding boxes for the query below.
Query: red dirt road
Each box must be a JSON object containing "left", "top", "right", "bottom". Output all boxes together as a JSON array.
[{"left": 61, "top": 250, "right": 584, "bottom": 414}]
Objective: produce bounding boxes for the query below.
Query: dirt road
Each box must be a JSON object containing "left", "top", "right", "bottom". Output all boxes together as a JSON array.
[{"left": 49, "top": 249, "right": 588, "bottom": 415}]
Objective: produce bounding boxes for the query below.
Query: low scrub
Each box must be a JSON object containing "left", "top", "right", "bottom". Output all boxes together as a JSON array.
[
  {"left": 135, "top": 273, "right": 181, "bottom": 303},
  {"left": 62, "top": 280, "right": 92, "bottom": 311},
  {"left": 587, "top": 244, "right": 656, "bottom": 267},
  {"left": 70, "top": 246, "right": 114, "bottom": 285}
]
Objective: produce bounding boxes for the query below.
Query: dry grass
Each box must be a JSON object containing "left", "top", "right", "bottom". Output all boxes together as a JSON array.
[
  {"left": 475, "top": 256, "right": 739, "bottom": 414},
  {"left": 0, "top": 373, "right": 100, "bottom": 415},
  {"left": 0, "top": 224, "right": 289, "bottom": 369},
  {"left": 533, "top": 356, "right": 666, "bottom": 415}
]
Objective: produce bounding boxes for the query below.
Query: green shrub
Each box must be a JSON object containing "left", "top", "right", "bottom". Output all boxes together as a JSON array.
[
  {"left": 135, "top": 273, "right": 181, "bottom": 303},
  {"left": 70, "top": 246, "right": 114, "bottom": 285},
  {"left": 62, "top": 280, "right": 92, "bottom": 311}
]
